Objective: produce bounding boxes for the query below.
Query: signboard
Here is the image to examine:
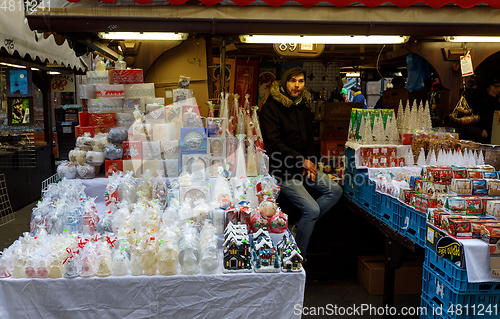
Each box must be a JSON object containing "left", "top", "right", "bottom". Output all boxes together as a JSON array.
[{"left": 51, "top": 74, "right": 75, "bottom": 92}]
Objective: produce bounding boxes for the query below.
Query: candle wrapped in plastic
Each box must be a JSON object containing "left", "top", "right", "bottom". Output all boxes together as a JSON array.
[
  {"left": 178, "top": 224, "right": 200, "bottom": 275},
  {"left": 77, "top": 163, "right": 96, "bottom": 179},
  {"left": 118, "top": 172, "right": 138, "bottom": 204},
  {"left": 109, "top": 128, "right": 128, "bottom": 144},
  {"left": 105, "top": 143, "right": 123, "bottom": 160},
  {"left": 76, "top": 133, "right": 94, "bottom": 151},
  {"left": 69, "top": 149, "right": 87, "bottom": 165},
  {"left": 86, "top": 151, "right": 105, "bottom": 165},
  {"left": 158, "top": 236, "right": 179, "bottom": 276},
  {"left": 91, "top": 133, "right": 110, "bottom": 152},
  {"left": 57, "top": 161, "right": 77, "bottom": 179}
]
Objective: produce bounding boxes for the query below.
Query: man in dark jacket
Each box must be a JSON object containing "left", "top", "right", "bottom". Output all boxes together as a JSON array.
[{"left": 259, "top": 66, "right": 343, "bottom": 258}]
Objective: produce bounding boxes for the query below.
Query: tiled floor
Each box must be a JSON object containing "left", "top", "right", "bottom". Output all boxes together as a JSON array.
[{"left": 0, "top": 200, "right": 422, "bottom": 318}]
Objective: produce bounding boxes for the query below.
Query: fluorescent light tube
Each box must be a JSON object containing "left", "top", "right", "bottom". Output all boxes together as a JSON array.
[
  {"left": 445, "top": 36, "right": 500, "bottom": 43},
  {"left": 239, "top": 35, "right": 408, "bottom": 44},
  {"left": 98, "top": 32, "right": 188, "bottom": 41}
]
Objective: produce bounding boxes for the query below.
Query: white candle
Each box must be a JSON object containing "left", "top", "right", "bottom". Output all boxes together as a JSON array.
[
  {"left": 166, "top": 123, "right": 177, "bottom": 142},
  {"left": 191, "top": 160, "right": 205, "bottom": 181}
]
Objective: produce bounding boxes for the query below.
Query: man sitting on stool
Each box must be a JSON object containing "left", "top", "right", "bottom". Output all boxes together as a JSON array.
[{"left": 259, "top": 66, "right": 343, "bottom": 260}]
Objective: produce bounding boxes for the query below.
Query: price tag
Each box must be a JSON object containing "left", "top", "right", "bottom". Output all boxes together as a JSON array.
[{"left": 460, "top": 52, "right": 474, "bottom": 77}]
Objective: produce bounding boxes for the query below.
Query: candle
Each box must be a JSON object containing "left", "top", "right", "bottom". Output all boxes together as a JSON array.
[{"left": 191, "top": 159, "right": 205, "bottom": 181}]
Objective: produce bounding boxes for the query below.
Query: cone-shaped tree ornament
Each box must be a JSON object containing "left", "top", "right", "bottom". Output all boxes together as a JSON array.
[{"left": 416, "top": 148, "right": 426, "bottom": 166}]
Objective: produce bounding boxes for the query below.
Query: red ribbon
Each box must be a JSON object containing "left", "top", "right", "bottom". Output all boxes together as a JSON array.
[
  {"left": 78, "top": 238, "right": 89, "bottom": 249},
  {"left": 91, "top": 235, "right": 100, "bottom": 242},
  {"left": 106, "top": 236, "right": 116, "bottom": 248}
]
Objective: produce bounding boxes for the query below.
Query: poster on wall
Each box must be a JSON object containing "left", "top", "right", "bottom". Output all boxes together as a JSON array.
[
  {"left": 257, "top": 68, "right": 277, "bottom": 109},
  {"left": 213, "top": 58, "right": 235, "bottom": 98},
  {"left": 6, "top": 68, "right": 32, "bottom": 96},
  {"left": 7, "top": 97, "right": 33, "bottom": 126},
  {"left": 234, "top": 59, "right": 259, "bottom": 108},
  {"left": 50, "top": 74, "right": 75, "bottom": 92}
]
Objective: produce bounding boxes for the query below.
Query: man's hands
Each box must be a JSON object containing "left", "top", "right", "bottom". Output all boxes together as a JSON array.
[{"left": 302, "top": 159, "right": 318, "bottom": 182}]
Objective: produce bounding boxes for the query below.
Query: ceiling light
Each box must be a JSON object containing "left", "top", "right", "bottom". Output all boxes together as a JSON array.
[
  {"left": 346, "top": 72, "right": 360, "bottom": 77},
  {"left": 0, "top": 62, "right": 25, "bottom": 68},
  {"left": 239, "top": 35, "right": 408, "bottom": 44},
  {"left": 48, "top": 71, "right": 60, "bottom": 75},
  {"left": 444, "top": 36, "right": 500, "bottom": 43},
  {"left": 98, "top": 32, "right": 188, "bottom": 41},
  {"left": 31, "top": 68, "right": 40, "bottom": 71}
]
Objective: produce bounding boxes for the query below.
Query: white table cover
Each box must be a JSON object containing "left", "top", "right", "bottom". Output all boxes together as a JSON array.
[{"left": 0, "top": 270, "right": 305, "bottom": 319}]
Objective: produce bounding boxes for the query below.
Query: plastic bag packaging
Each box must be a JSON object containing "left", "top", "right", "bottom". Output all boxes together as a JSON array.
[
  {"left": 86, "top": 151, "right": 105, "bottom": 165},
  {"left": 118, "top": 172, "right": 138, "bottom": 204},
  {"left": 77, "top": 163, "right": 96, "bottom": 179},
  {"left": 252, "top": 107, "right": 262, "bottom": 140},
  {"left": 76, "top": 133, "right": 93, "bottom": 151},
  {"left": 109, "top": 128, "right": 128, "bottom": 144},
  {"left": 200, "top": 233, "right": 218, "bottom": 274},
  {"left": 57, "top": 161, "right": 77, "bottom": 179},
  {"left": 82, "top": 197, "right": 100, "bottom": 235},
  {"left": 130, "top": 243, "right": 144, "bottom": 276},
  {"left": 112, "top": 249, "right": 130, "bottom": 276},
  {"left": 178, "top": 170, "right": 192, "bottom": 187},
  {"left": 69, "top": 149, "right": 88, "bottom": 165},
  {"left": 98, "top": 211, "right": 114, "bottom": 235},
  {"left": 178, "top": 198, "right": 193, "bottom": 221},
  {"left": 80, "top": 242, "right": 97, "bottom": 277},
  {"left": 225, "top": 134, "right": 237, "bottom": 174},
  {"left": 191, "top": 198, "right": 211, "bottom": 230},
  {"left": 92, "top": 133, "right": 110, "bottom": 152},
  {"left": 178, "top": 224, "right": 200, "bottom": 275},
  {"left": 212, "top": 174, "right": 233, "bottom": 209},
  {"left": 112, "top": 201, "right": 130, "bottom": 234},
  {"left": 96, "top": 244, "right": 112, "bottom": 277},
  {"left": 183, "top": 107, "right": 204, "bottom": 128},
  {"left": 115, "top": 55, "right": 127, "bottom": 70},
  {"left": 269, "top": 209, "right": 288, "bottom": 233},
  {"left": 158, "top": 235, "right": 179, "bottom": 276},
  {"left": 142, "top": 239, "right": 157, "bottom": 276},
  {"left": 105, "top": 143, "right": 123, "bottom": 160},
  {"left": 152, "top": 173, "right": 168, "bottom": 210},
  {"left": 162, "top": 199, "right": 180, "bottom": 224},
  {"left": 63, "top": 248, "right": 80, "bottom": 279},
  {"left": 49, "top": 252, "right": 64, "bottom": 278}
]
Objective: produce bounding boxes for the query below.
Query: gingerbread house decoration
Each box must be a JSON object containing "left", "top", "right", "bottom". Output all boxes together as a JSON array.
[{"left": 223, "top": 222, "right": 252, "bottom": 273}]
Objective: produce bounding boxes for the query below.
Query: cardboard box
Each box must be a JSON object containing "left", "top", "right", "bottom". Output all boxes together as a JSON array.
[
  {"left": 357, "top": 255, "right": 423, "bottom": 296},
  {"left": 321, "top": 140, "right": 345, "bottom": 156}
]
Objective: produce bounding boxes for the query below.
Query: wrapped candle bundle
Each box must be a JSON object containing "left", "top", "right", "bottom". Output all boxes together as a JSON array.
[
  {"left": 96, "top": 245, "right": 112, "bottom": 277},
  {"left": 57, "top": 161, "right": 77, "bottom": 179},
  {"left": 178, "top": 224, "right": 200, "bottom": 275},
  {"left": 92, "top": 133, "right": 110, "bottom": 152},
  {"left": 199, "top": 224, "right": 218, "bottom": 274},
  {"left": 69, "top": 149, "right": 88, "bottom": 165},
  {"left": 157, "top": 235, "right": 179, "bottom": 276},
  {"left": 77, "top": 163, "right": 96, "bottom": 179},
  {"left": 105, "top": 143, "right": 123, "bottom": 160},
  {"left": 108, "top": 128, "right": 128, "bottom": 144},
  {"left": 76, "top": 134, "right": 94, "bottom": 151},
  {"left": 112, "top": 249, "right": 129, "bottom": 276},
  {"left": 86, "top": 151, "right": 106, "bottom": 165}
]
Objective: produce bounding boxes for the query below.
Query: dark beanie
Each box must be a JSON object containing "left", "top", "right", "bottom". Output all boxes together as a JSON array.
[
  {"left": 352, "top": 84, "right": 361, "bottom": 92},
  {"left": 280, "top": 66, "right": 305, "bottom": 85}
]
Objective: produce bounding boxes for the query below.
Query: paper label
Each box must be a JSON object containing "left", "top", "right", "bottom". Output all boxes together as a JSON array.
[{"left": 460, "top": 54, "right": 474, "bottom": 77}]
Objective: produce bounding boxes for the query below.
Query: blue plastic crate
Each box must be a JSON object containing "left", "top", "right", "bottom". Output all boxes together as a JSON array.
[
  {"left": 344, "top": 147, "right": 367, "bottom": 177},
  {"left": 359, "top": 178, "right": 380, "bottom": 216},
  {"left": 344, "top": 173, "right": 358, "bottom": 202},
  {"left": 379, "top": 195, "right": 400, "bottom": 231},
  {"left": 399, "top": 202, "right": 426, "bottom": 247},
  {"left": 422, "top": 266, "right": 500, "bottom": 319},
  {"left": 425, "top": 247, "right": 500, "bottom": 294},
  {"left": 420, "top": 293, "right": 447, "bottom": 319}
]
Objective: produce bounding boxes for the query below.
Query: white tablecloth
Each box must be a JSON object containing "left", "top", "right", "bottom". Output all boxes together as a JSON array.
[
  {"left": 461, "top": 239, "right": 500, "bottom": 283},
  {"left": 0, "top": 270, "right": 305, "bottom": 319}
]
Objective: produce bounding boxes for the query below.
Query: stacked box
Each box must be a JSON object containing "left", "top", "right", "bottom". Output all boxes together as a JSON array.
[{"left": 109, "top": 69, "right": 144, "bottom": 84}]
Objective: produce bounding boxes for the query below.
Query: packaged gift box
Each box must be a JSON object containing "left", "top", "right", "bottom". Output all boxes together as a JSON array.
[
  {"left": 142, "top": 141, "right": 161, "bottom": 160},
  {"left": 105, "top": 160, "right": 123, "bottom": 178},
  {"left": 123, "top": 141, "right": 142, "bottom": 160},
  {"left": 123, "top": 98, "right": 145, "bottom": 113},
  {"left": 142, "top": 159, "right": 163, "bottom": 177},
  {"left": 79, "top": 112, "right": 90, "bottom": 127},
  {"left": 89, "top": 113, "right": 115, "bottom": 127},
  {"left": 165, "top": 103, "right": 183, "bottom": 123},
  {"left": 145, "top": 107, "right": 166, "bottom": 124},
  {"left": 88, "top": 98, "right": 123, "bottom": 113},
  {"left": 464, "top": 196, "right": 483, "bottom": 215},
  {"left": 109, "top": 69, "right": 144, "bottom": 84},
  {"left": 115, "top": 112, "right": 135, "bottom": 127},
  {"left": 79, "top": 84, "right": 96, "bottom": 100},
  {"left": 180, "top": 128, "right": 207, "bottom": 154},
  {"left": 489, "top": 180, "right": 500, "bottom": 196},
  {"left": 122, "top": 160, "right": 142, "bottom": 177},
  {"left": 95, "top": 84, "right": 125, "bottom": 98},
  {"left": 163, "top": 158, "right": 179, "bottom": 178},
  {"left": 486, "top": 200, "right": 500, "bottom": 217},
  {"left": 124, "top": 83, "right": 155, "bottom": 98},
  {"left": 75, "top": 126, "right": 108, "bottom": 138},
  {"left": 86, "top": 71, "right": 109, "bottom": 84}
]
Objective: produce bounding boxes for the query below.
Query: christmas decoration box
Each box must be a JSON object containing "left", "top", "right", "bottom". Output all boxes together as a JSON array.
[
  {"left": 109, "top": 69, "right": 144, "bottom": 84},
  {"left": 95, "top": 84, "right": 125, "bottom": 98},
  {"left": 447, "top": 219, "right": 472, "bottom": 239},
  {"left": 380, "top": 146, "right": 397, "bottom": 157},
  {"left": 182, "top": 154, "right": 210, "bottom": 180},
  {"left": 79, "top": 112, "right": 90, "bottom": 127},
  {"left": 472, "top": 179, "right": 489, "bottom": 196},
  {"left": 146, "top": 97, "right": 165, "bottom": 106},
  {"left": 486, "top": 200, "right": 500, "bottom": 217},
  {"left": 142, "top": 160, "right": 164, "bottom": 177},
  {"left": 123, "top": 98, "right": 145, "bottom": 113},
  {"left": 165, "top": 104, "right": 182, "bottom": 123},
  {"left": 88, "top": 98, "right": 123, "bottom": 113},
  {"left": 348, "top": 108, "right": 394, "bottom": 141},
  {"left": 75, "top": 126, "right": 108, "bottom": 138},
  {"left": 163, "top": 158, "right": 179, "bottom": 178},
  {"left": 89, "top": 113, "right": 115, "bottom": 127},
  {"left": 180, "top": 186, "right": 210, "bottom": 208},
  {"left": 79, "top": 84, "right": 95, "bottom": 100},
  {"left": 105, "top": 160, "right": 123, "bottom": 178},
  {"left": 122, "top": 160, "right": 142, "bottom": 177},
  {"left": 115, "top": 113, "right": 135, "bottom": 127},
  {"left": 124, "top": 83, "right": 155, "bottom": 98},
  {"left": 180, "top": 128, "right": 207, "bottom": 154},
  {"left": 123, "top": 141, "right": 142, "bottom": 160},
  {"left": 86, "top": 71, "right": 109, "bottom": 84},
  {"left": 489, "top": 180, "right": 500, "bottom": 196},
  {"left": 464, "top": 196, "right": 483, "bottom": 215},
  {"left": 128, "top": 123, "right": 153, "bottom": 141},
  {"left": 450, "top": 179, "right": 472, "bottom": 195},
  {"left": 145, "top": 107, "right": 166, "bottom": 124},
  {"left": 142, "top": 141, "right": 161, "bottom": 160},
  {"left": 208, "top": 138, "right": 226, "bottom": 157},
  {"left": 207, "top": 117, "right": 226, "bottom": 138}
]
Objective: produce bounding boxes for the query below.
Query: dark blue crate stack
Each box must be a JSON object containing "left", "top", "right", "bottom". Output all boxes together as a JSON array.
[
  {"left": 399, "top": 203, "right": 427, "bottom": 247},
  {"left": 378, "top": 195, "right": 400, "bottom": 231},
  {"left": 344, "top": 173, "right": 358, "bottom": 201},
  {"left": 425, "top": 247, "right": 500, "bottom": 294},
  {"left": 358, "top": 178, "right": 380, "bottom": 218},
  {"left": 421, "top": 265, "right": 500, "bottom": 319}
]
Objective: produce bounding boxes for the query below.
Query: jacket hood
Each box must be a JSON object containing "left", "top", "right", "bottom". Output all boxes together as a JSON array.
[{"left": 269, "top": 81, "right": 311, "bottom": 108}]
